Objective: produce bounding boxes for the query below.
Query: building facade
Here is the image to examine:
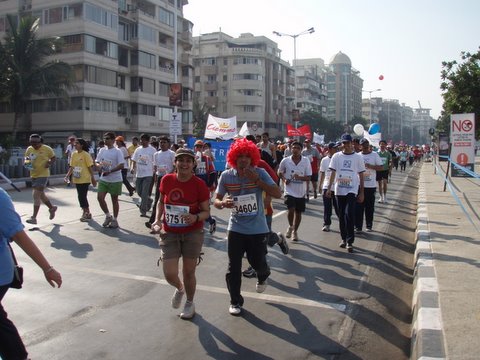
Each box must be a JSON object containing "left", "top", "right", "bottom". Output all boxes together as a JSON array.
[
  {"left": 326, "top": 51, "right": 363, "bottom": 128},
  {"left": 192, "top": 32, "right": 294, "bottom": 138},
  {"left": 0, "top": 0, "right": 194, "bottom": 144},
  {"left": 293, "top": 58, "right": 327, "bottom": 117}
]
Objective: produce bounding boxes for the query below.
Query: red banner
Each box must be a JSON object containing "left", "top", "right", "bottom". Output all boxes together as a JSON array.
[{"left": 286, "top": 124, "right": 312, "bottom": 140}]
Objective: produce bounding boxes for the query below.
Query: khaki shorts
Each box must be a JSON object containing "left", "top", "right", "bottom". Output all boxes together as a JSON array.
[
  {"left": 97, "top": 181, "right": 122, "bottom": 196},
  {"left": 159, "top": 229, "right": 204, "bottom": 260}
]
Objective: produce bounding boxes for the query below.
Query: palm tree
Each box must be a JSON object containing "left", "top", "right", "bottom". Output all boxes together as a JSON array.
[{"left": 0, "top": 15, "right": 75, "bottom": 140}]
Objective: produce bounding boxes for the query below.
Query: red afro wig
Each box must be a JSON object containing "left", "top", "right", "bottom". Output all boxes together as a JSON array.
[{"left": 227, "top": 138, "right": 261, "bottom": 168}]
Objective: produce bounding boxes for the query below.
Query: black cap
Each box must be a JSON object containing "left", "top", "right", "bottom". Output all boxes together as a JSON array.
[{"left": 359, "top": 138, "right": 369, "bottom": 145}]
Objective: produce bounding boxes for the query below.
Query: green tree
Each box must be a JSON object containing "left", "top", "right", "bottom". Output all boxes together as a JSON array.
[
  {"left": 192, "top": 98, "right": 214, "bottom": 138},
  {"left": 299, "top": 110, "right": 343, "bottom": 142},
  {"left": 0, "top": 15, "right": 75, "bottom": 140},
  {"left": 440, "top": 48, "right": 480, "bottom": 139}
]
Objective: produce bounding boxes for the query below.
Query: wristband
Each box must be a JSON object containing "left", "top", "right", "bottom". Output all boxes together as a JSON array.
[{"left": 44, "top": 266, "right": 54, "bottom": 274}]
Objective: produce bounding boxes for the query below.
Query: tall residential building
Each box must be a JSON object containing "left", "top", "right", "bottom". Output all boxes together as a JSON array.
[
  {"left": 294, "top": 58, "right": 327, "bottom": 117},
  {"left": 412, "top": 106, "right": 436, "bottom": 145},
  {"left": 362, "top": 97, "right": 381, "bottom": 124},
  {"left": 0, "top": 0, "right": 194, "bottom": 144},
  {"left": 326, "top": 51, "right": 363, "bottom": 128},
  {"left": 192, "top": 32, "right": 294, "bottom": 138}
]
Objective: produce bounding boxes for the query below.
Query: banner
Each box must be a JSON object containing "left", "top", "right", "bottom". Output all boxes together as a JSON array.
[
  {"left": 450, "top": 113, "right": 476, "bottom": 177},
  {"left": 286, "top": 124, "right": 312, "bottom": 140},
  {"left": 204, "top": 115, "right": 237, "bottom": 140},
  {"left": 187, "top": 138, "right": 233, "bottom": 170},
  {"left": 438, "top": 131, "right": 449, "bottom": 161},
  {"left": 169, "top": 83, "right": 182, "bottom": 107}
]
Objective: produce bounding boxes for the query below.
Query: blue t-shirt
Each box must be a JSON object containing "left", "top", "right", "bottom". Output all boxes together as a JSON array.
[
  {"left": 0, "top": 188, "right": 24, "bottom": 286},
  {"left": 216, "top": 167, "right": 274, "bottom": 235}
]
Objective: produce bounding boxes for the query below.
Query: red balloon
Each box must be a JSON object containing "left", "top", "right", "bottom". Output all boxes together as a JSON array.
[{"left": 379, "top": 75, "right": 384, "bottom": 80}]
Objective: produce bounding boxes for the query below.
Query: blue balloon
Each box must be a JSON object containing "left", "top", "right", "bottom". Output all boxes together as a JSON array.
[{"left": 368, "top": 123, "right": 381, "bottom": 135}]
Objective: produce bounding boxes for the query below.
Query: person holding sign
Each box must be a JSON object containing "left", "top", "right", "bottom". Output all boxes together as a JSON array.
[
  {"left": 214, "top": 138, "right": 281, "bottom": 316},
  {"left": 152, "top": 149, "right": 210, "bottom": 320}
]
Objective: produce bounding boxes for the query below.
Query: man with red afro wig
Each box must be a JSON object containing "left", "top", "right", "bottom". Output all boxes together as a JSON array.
[{"left": 214, "top": 138, "right": 281, "bottom": 316}]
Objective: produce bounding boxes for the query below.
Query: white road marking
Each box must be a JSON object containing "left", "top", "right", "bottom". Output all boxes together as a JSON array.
[{"left": 63, "top": 264, "right": 346, "bottom": 312}]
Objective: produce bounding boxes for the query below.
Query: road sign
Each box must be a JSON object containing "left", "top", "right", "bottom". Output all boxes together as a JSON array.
[
  {"left": 450, "top": 113, "right": 475, "bottom": 177},
  {"left": 169, "top": 112, "right": 182, "bottom": 136}
]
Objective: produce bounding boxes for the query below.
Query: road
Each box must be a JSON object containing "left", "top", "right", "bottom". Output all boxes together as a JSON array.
[{"left": 3, "top": 164, "right": 419, "bottom": 359}]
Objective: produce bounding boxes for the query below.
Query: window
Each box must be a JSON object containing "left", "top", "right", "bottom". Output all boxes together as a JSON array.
[
  {"left": 84, "top": 35, "right": 118, "bottom": 58},
  {"left": 118, "top": 47, "right": 128, "bottom": 67},
  {"left": 223, "top": 75, "right": 227, "bottom": 81},
  {"left": 138, "top": 23, "right": 156, "bottom": 43},
  {"left": 84, "top": 3, "right": 118, "bottom": 30},
  {"left": 159, "top": 7, "right": 174, "bottom": 27},
  {"left": 203, "top": 58, "right": 216, "bottom": 65},
  {"left": 233, "top": 57, "right": 260, "bottom": 65},
  {"left": 244, "top": 105, "right": 255, "bottom": 112},
  {"left": 182, "top": 67, "right": 189, "bottom": 77},
  {"left": 223, "top": 58, "right": 228, "bottom": 65},
  {"left": 207, "top": 91, "right": 217, "bottom": 97},
  {"left": 194, "top": 76, "right": 200, "bottom": 83},
  {"left": 131, "top": 77, "right": 155, "bottom": 94},
  {"left": 158, "top": 106, "right": 172, "bottom": 121},
  {"left": 131, "top": 51, "right": 156, "bottom": 69},
  {"left": 84, "top": 65, "right": 117, "bottom": 87},
  {"left": 158, "top": 82, "right": 169, "bottom": 97},
  {"left": 207, "top": 75, "right": 216, "bottom": 84},
  {"left": 233, "top": 74, "right": 262, "bottom": 80}
]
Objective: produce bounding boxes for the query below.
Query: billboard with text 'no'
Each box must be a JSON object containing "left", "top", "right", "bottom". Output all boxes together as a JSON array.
[{"left": 450, "top": 113, "right": 475, "bottom": 177}]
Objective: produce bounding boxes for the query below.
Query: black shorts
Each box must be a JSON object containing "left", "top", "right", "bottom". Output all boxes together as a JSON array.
[
  {"left": 284, "top": 195, "right": 306, "bottom": 212},
  {"left": 310, "top": 173, "right": 319, "bottom": 182},
  {"left": 376, "top": 170, "right": 389, "bottom": 181}
]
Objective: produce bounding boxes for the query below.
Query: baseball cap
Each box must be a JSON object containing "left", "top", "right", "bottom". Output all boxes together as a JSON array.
[
  {"left": 359, "top": 138, "right": 369, "bottom": 145},
  {"left": 175, "top": 148, "right": 196, "bottom": 160},
  {"left": 341, "top": 134, "right": 353, "bottom": 142},
  {"left": 115, "top": 136, "right": 125, "bottom": 142},
  {"left": 327, "top": 142, "right": 338, "bottom": 149},
  {"left": 194, "top": 140, "right": 204, "bottom": 146},
  {"left": 304, "top": 139, "right": 311, "bottom": 142}
]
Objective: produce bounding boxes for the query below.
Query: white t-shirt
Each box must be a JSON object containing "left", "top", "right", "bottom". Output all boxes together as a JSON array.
[
  {"left": 132, "top": 145, "right": 156, "bottom": 178},
  {"left": 360, "top": 151, "right": 383, "bottom": 188},
  {"left": 329, "top": 151, "right": 365, "bottom": 196},
  {"left": 96, "top": 147, "right": 124, "bottom": 183},
  {"left": 319, "top": 156, "right": 333, "bottom": 190},
  {"left": 153, "top": 149, "right": 176, "bottom": 176},
  {"left": 278, "top": 156, "right": 312, "bottom": 198},
  {"left": 118, "top": 146, "right": 129, "bottom": 168}
]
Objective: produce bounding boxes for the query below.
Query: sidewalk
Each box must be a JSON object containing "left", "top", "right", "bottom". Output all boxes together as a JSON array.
[{"left": 412, "top": 156, "right": 480, "bottom": 359}]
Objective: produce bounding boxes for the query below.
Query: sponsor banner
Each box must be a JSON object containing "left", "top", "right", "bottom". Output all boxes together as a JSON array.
[
  {"left": 450, "top": 113, "right": 476, "bottom": 177},
  {"left": 204, "top": 115, "right": 237, "bottom": 140},
  {"left": 188, "top": 138, "right": 233, "bottom": 170}
]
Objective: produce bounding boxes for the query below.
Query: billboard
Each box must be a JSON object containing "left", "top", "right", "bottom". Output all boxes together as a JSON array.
[{"left": 450, "top": 113, "right": 476, "bottom": 177}]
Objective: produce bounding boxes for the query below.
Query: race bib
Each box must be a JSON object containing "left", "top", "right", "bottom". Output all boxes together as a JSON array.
[
  {"left": 338, "top": 174, "right": 353, "bottom": 188},
  {"left": 73, "top": 166, "right": 82, "bottom": 178},
  {"left": 291, "top": 170, "right": 303, "bottom": 184},
  {"left": 164, "top": 204, "right": 190, "bottom": 227},
  {"left": 364, "top": 169, "right": 373, "bottom": 182},
  {"left": 233, "top": 194, "right": 258, "bottom": 217},
  {"left": 137, "top": 155, "right": 148, "bottom": 166},
  {"left": 196, "top": 160, "right": 206, "bottom": 174},
  {"left": 100, "top": 160, "right": 112, "bottom": 172}
]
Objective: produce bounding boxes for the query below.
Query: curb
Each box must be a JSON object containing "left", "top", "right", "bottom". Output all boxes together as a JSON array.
[{"left": 410, "top": 171, "right": 446, "bottom": 359}]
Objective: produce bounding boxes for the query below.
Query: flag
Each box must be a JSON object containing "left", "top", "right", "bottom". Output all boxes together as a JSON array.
[
  {"left": 298, "top": 125, "right": 312, "bottom": 140},
  {"left": 204, "top": 115, "right": 237, "bottom": 140},
  {"left": 363, "top": 130, "right": 382, "bottom": 148},
  {"left": 237, "top": 122, "right": 249, "bottom": 137},
  {"left": 287, "top": 124, "right": 302, "bottom": 137},
  {"left": 313, "top": 132, "right": 324, "bottom": 144}
]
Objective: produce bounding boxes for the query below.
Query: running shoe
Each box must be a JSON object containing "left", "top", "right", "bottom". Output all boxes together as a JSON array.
[
  {"left": 102, "top": 215, "right": 112, "bottom": 228},
  {"left": 285, "top": 226, "right": 293, "bottom": 238},
  {"left": 171, "top": 288, "right": 184, "bottom": 309},
  {"left": 26, "top": 217, "right": 37, "bottom": 224},
  {"left": 322, "top": 225, "right": 330, "bottom": 232},
  {"left": 209, "top": 219, "right": 217, "bottom": 234},
  {"left": 49, "top": 206, "right": 57, "bottom": 220},
  {"left": 339, "top": 241, "right": 347, "bottom": 248},
  {"left": 229, "top": 304, "right": 242, "bottom": 316},
  {"left": 180, "top": 301, "right": 195, "bottom": 320},
  {"left": 277, "top": 232, "right": 289, "bottom": 255},
  {"left": 242, "top": 267, "right": 257, "bottom": 278},
  {"left": 109, "top": 219, "right": 119, "bottom": 228},
  {"left": 256, "top": 280, "right": 267, "bottom": 293},
  {"left": 291, "top": 231, "right": 298, "bottom": 242},
  {"left": 347, "top": 244, "right": 354, "bottom": 253}
]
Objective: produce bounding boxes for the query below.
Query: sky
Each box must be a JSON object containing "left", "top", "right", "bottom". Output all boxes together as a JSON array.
[{"left": 184, "top": 0, "right": 480, "bottom": 120}]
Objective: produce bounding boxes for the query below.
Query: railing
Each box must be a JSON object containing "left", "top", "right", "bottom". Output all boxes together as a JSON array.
[{"left": 0, "top": 158, "right": 69, "bottom": 179}]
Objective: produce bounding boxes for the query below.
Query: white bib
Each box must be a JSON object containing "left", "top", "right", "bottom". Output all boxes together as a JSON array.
[
  {"left": 232, "top": 194, "right": 258, "bottom": 217},
  {"left": 164, "top": 204, "right": 190, "bottom": 227}
]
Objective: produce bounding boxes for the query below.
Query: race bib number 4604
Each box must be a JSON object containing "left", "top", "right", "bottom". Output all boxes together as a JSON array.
[{"left": 233, "top": 194, "right": 258, "bottom": 217}]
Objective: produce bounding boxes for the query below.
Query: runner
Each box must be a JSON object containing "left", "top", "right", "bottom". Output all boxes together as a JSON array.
[
  {"left": 152, "top": 148, "right": 210, "bottom": 320},
  {"left": 319, "top": 142, "right": 339, "bottom": 232},
  {"left": 214, "top": 138, "right": 281, "bottom": 316},
  {"left": 376, "top": 140, "right": 392, "bottom": 203}
]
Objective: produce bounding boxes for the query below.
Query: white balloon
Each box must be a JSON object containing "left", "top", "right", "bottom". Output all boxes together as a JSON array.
[{"left": 353, "top": 124, "right": 364, "bottom": 136}]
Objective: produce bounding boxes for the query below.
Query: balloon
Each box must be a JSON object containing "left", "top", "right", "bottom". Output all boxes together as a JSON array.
[
  {"left": 369, "top": 123, "right": 381, "bottom": 135},
  {"left": 379, "top": 75, "right": 384, "bottom": 80},
  {"left": 353, "top": 124, "right": 364, "bottom": 136}
]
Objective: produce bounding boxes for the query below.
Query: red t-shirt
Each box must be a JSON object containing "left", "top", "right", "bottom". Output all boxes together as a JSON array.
[{"left": 160, "top": 174, "right": 210, "bottom": 233}]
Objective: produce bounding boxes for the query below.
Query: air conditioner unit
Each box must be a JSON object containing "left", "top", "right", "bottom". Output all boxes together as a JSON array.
[{"left": 125, "top": 117, "right": 131, "bottom": 124}]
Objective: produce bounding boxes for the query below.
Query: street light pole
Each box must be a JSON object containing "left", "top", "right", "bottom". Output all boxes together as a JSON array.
[
  {"left": 362, "top": 88, "right": 381, "bottom": 125},
  {"left": 273, "top": 27, "right": 314, "bottom": 129}
]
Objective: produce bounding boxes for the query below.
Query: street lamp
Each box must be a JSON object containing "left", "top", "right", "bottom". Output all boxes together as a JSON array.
[
  {"left": 273, "top": 27, "right": 315, "bottom": 127},
  {"left": 362, "top": 88, "right": 381, "bottom": 125}
]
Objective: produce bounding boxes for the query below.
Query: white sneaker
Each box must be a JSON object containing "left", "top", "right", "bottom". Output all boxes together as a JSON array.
[
  {"left": 378, "top": 197, "right": 383, "bottom": 203},
  {"left": 383, "top": 195, "right": 388, "bottom": 203},
  {"left": 256, "top": 280, "right": 267, "bottom": 293},
  {"left": 171, "top": 288, "right": 184, "bottom": 309},
  {"left": 180, "top": 301, "right": 195, "bottom": 319},
  {"left": 291, "top": 231, "right": 298, "bottom": 242},
  {"left": 285, "top": 226, "right": 293, "bottom": 238},
  {"left": 229, "top": 304, "right": 242, "bottom": 316},
  {"left": 322, "top": 225, "right": 330, "bottom": 232},
  {"left": 102, "top": 215, "right": 112, "bottom": 227}
]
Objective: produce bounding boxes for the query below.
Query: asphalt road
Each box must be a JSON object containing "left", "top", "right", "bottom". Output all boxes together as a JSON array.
[{"left": 3, "top": 164, "right": 419, "bottom": 360}]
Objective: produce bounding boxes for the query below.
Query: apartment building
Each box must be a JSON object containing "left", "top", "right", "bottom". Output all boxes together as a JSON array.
[
  {"left": 192, "top": 31, "right": 294, "bottom": 138},
  {"left": 326, "top": 51, "right": 363, "bottom": 127},
  {"left": 294, "top": 58, "right": 327, "bottom": 117},
  {"left": 0, "top": 0, "right": 194, "bottom": 144}
]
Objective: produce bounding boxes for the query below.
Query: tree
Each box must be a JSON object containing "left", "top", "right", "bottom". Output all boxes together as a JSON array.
[
  {"left": 299, "top": 110, "right": 343, "bottom": 142},
  {"left": 192, "top": 98, "right": 214, "bottom": 138},
  {"left": 0, "top": 15, "right": 75, "bottom": 140},
  {"left": 440, "top": 48, "right": 480, "bottom": 139}
]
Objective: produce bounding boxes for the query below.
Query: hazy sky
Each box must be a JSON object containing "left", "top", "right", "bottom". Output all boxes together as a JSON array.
[{"left": 184, "top": 0, "right": 480, "bottom": 119}]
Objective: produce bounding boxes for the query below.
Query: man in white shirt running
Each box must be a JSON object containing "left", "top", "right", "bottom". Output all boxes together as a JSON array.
[{"left": 277, "top": 141, "right": 312, "bottom": 242}]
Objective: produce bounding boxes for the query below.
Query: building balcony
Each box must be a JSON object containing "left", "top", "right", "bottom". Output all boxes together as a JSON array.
[
  {"left": 202, "top": 65, "right": 218, "bottom": 75},
  {"left": 204, "top": 82, "right": 218, "bottom": 91}
]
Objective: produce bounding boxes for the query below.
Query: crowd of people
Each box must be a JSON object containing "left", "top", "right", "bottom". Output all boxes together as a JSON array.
[{"left": 1, "top": 130, "right": 428, "bottom": 358}]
